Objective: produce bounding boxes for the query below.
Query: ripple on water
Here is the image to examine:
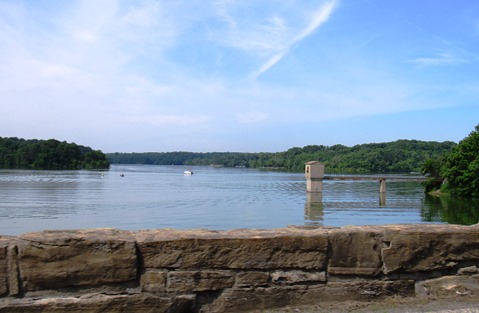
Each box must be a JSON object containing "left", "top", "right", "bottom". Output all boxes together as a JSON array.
[{"left": 0, "top": 165, "right": 477, "bottom": 235}]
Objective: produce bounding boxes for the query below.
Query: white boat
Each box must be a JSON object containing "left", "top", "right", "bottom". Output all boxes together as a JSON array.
[{"left": 184, "top": 170, "right": 193, "bottom": 175}]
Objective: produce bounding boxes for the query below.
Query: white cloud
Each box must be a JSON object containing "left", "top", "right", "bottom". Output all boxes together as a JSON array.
[
  {"left": 252, "top": 50, "right": 288, "bottom": 79},
  {"left": 294, "top": 1, "right": 338, "bottom": 42},
  {"left": 1, "top": 0, "right": 477, "bottom": 153},
  {"left": 253, "top": 0, "right": 338, "bottom": 78},
  {"left": 408, "top": 52, "right": 467, "bottom": 67}
]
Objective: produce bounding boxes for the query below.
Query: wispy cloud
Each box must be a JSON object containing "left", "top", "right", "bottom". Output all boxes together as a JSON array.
[
  {"left": 1, "top": 0, "right": 478, "bottom": 152},
  {"left": 253, "top": 0, "right": 338, "bottom": 78},
  {"left": 211, "top": 0, "right": 339, "bottom": 79},
  {"left": 407, "top": 52, "right": 467, "bottom": 67},
  {"left": 253, "top": 50, "right": 288, "bottom": 79},
  {"left": 294, "top": 1, "right": 338, "bottom": 42},
  {"left": 211, "top": 5, "right": 291, "bottom": 56}
]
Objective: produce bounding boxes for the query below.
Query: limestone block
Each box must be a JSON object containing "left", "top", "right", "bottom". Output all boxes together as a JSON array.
[
  {"left": 17, "top": 230, "right": 137, "bottom": 291},
  {"left": 328, "top": 226, "right": 384, "bottom": 276},
  {"left": 421, "top": 275, "right": 479, "bottom": 296},
  {"left": 382, "top": 225, "right": 479, "bottom": 274},
  {"left": 6, "top": 246, "right": 19, "bottom": 296},
  {"left": 136, "top": 228, "right": 329, "bottom": 270},
  {"left": 271, "top": 270, "right": 326, "bottom": 285},
  {"left": 0, "top": 293, "right": 193, "bottom": 313},
  {"left": 167, "top": 270, "right": 235, "bottom": 292},
  {"left": 206, "top": 280, "right": 415, "bottom": 312},
  {"left": 458, "top": 266, "right": 478, "bottom": 275},
  {"left": 320, "top": 280, "right": 416, "bottom": 301},
  {"left": 235, "top": 271, "right": 269, "bottom": 288},
  {"left": 205, "top": 285, "right": 309, "bottom": 313},
  {"left": 0, "top": 239, "right": 8, "bottom": 297},
  {"left": 141, "top": 270, "right": 167, "bottom": 293}
]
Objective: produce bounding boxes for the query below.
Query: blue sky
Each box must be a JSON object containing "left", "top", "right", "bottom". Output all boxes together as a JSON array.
[{"left": 1, "top": 0, "right": 478, "bottom": 153}]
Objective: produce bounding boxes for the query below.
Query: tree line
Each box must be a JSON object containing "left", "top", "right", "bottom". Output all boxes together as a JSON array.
[
  {"left": 107, "top": 139, "right": 456, "bottom": 174},
  {"left": 422, "top": 124, "right": 479, "bottom": 197},
  {"left": 0, "top": 137, "right": 110, "bottom": 170}
]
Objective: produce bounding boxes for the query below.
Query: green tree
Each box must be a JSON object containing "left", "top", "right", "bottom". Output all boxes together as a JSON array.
[
  {"left": 441, "top": 124, "right": 479, "bottom": 197},
  {"left": 0, "top": 137, "right": 109, "bottom": 170},
  {"left": 421, "top": 157, "right": 444, "bottom": 193}
]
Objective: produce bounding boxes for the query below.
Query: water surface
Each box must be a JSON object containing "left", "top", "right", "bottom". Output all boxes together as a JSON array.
[{"left": 0, "top": 164, "right": 477, "bottom": 235}]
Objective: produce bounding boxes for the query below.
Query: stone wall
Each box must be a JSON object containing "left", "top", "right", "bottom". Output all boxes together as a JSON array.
[{"left": 0, "top": 224, "right": 478, "bottom": 312}]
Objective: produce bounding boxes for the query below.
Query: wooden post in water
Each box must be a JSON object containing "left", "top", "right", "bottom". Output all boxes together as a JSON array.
[{"left": 305, "top": 161, "right": 324, "bottom": 193}]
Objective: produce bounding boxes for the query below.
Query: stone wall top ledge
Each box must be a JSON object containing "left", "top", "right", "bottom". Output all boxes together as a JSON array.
[
  {"left": 1, "top": 223, "right": 477, "bottom": 241},
  {"left": 134, "top": 227, "right": 333, "bottom": 242},
  {"left": 18, "top": 228, "right": 137, "bottom": 242}
]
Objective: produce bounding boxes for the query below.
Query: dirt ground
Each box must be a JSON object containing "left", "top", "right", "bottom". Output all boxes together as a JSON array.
[{"left": 260, "top": 294, "right": 479, "bottom": 312}]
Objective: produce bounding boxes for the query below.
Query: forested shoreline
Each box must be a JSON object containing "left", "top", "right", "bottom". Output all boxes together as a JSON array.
[
  {"left": 423, "top": 124, "right": 479, "bottom": 197},
  {"left": 2, "top": 130, "right": 477, "bottom": 198},
  {"left": 0, "top": 137, "right": 110, "bottom": 170},
  {"left": 107, "top": 139, "right": 456, "bottom": 174}
]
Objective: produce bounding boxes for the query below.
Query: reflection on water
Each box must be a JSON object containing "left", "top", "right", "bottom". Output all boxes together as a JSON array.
[
  {"left": 0, "top": 165, "right": 478, "bottom": 235},
  {"left": 422, "top": 195, "right": 479, "bottom": 225},
  {"left": 305, "top": 192, "right": 324, "bottom": 226}
]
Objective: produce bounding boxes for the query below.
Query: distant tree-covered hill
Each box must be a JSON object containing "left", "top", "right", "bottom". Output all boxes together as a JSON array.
[
  {"left": 0, "top": 137, "right": 110, "bottom": 170},
  {"left": 107, "top": 140, "right": 456, "bottom": 174}
]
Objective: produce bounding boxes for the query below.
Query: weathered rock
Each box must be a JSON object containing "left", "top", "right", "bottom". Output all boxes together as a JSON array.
[
  {"left": 207, "top": 280, "right": 415, "bottom": 312},
  {"left": 6, "top": 246, "right": 19, "bottom": 296},
  {"left": 382, "top": 224, "right": 479, "bottom": 274},
  {"left": 205, "top": 285, "right": 310, "bottom": 313},
  {"left": 141, "top": 270, "right": 167, "bottom": 293},
  {"left": 0, "top": 238, "right": 8, "bottom": 297},
  {"left": 421, "top": 275, "right": 479, "bottom": 296},
  {"left": 17, "top": 229, "right": 137, "bottom": 291},
  {"left": 0, "top": 293, "right": 195, "bottom": 313},
  {"left": 167, "top": 270, "right": 235, "bottom": 292},
  {"left": 328, "top": 226, "right": 384, "bottom": 276},
  {"left": 0, "top": 225, "right": 478, "bottom": 312},
  {"left": 458, "top": 266, "right": 478, "bottom": 275},
  {"left": 136, "top": 228, "right": 329, "bottom": 270},
  {"left": 271, "top": 270, "right": 326, "bottom": 285},
  {"left": 235, "top": 271, "right": 270, "bottom": 288},
  {"left": 0, "top": 237, "right": 19, "bottom": 297},
  {"left": 326, "top": 280, "right": 416, "bottom": 300}
]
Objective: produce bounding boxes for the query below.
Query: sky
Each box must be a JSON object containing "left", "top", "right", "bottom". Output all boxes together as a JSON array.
[{"left": 1, "top": 0, "right": 478, "bottom": 153}]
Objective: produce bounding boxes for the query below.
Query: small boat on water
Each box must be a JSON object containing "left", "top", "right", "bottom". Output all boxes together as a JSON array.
[{"left": 184, "top": 170, "right": 193, "bottom": 175}]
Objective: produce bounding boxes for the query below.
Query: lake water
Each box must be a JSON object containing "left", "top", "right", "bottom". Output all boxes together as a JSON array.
[{"left": 0, "top": 164, "right": 478, "bottom": 235}]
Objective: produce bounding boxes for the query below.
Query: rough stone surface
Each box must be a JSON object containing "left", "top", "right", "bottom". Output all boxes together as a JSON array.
[
  {"left": 17, "top": 229, "right": 137, "bottom": 291},
  {"left": 140, "top": 270, "right": 166, "bottom": 293},
  {"left": 458, "top": 266, "right": 479, "bottom": 275},
  {"left": 136, "top": 228, "right": 329, "bottom": 270},
  {"left": 0, "top": 225, "right": 477, "bottom": 312},
  {"left": 271, "top": 270, "right": 326, "bottom": 285},
  {"left": 208, "top": 280, "right": 415, "bottom": 312},
  {"left": 6, "top": 246, "right": 19, "bottom": 296},
  {"left": 421, "top": 275, "right": 479, "bottom": 297},
  {"left": 0, "top": 293, "right": 195, "bottom": 313},
  {"left": 381, "top": 224, "right": 479, "bottom": 274},
  {"left": 206, "top": 285, "right": 311, "bottom": 313},
  {"left": 167, "top": 270, "right": 235, "bottom": 292},
  {"left": 235, "top": 271, "right": 270, "bottom": 288},
  {"left": 328, "top": 226, "right": 384, "bottom": 276},
  {"left": 0, "top": 239, "right": 8, "bottom": 297}
]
